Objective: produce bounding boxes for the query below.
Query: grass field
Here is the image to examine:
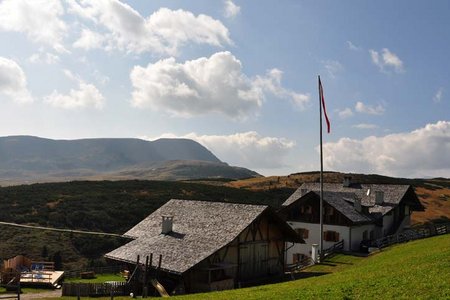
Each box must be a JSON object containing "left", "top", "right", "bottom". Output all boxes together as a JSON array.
[
  {"left": 40, "top": 234, "right": 450, "bottom": 300},
  {"left": 177, "top": 234, "right": 450, "bottom": 300},
  {"left": 64, "top": 273, "right": 125, "bottom": 283}
]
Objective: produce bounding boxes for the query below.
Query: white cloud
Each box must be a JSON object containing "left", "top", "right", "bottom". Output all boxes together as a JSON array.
[
  {"left": 253, "top": 68, "right": 310, "bottom": 110},
  {"left": 130, "top": 51, "right": 308, "bottom": 118},
  {"left": 369, "top": 48, "right": 404, "bottom": 73},
  {"left": 147, "top": 131, "right": 295, "bottom": 169},
  {"left": 346, "top": 40, "right": 360, "bottom": 51},
  {"left": 338, "top": 107, "right": 354, "bottom": 119},
  {"left": 72, "top": 28, "right": 105, "bottom": 50},
  {"left": 68, "top": 1, "right": 231, "bottom": 55},
  {"left": 0, "top": 57, "right": 33, "bottom": 103},
  {"left": 355, "top": 101, "right": 385, "bottom": 115},
  {"left": 224, "top": 0, "right": 240, "bottom": 18},
  {"left": 323, "top": 121, "right": 450, "bottom": 177},
  {"left": 44, "top": 81, "right": 105, "bottom": 109},
  {"left": 353, "top": 123, "right": 378, "bottom": 129},
  {"left": 0, "top": 0, "right": 67, "bottom": 52},
  {"left": 322, "top": 60, "right": 343, "bottom": 78},
  {"left": 29, "top": 52, "right": 60, "bottom": 64},
  {"left": 433, "top": 87, "right": 444, "bottom": 103}
]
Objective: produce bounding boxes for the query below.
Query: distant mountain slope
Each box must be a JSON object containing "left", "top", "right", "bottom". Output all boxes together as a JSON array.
[{"left": 0, "top": 136, "right": 258, "bottom": 182}]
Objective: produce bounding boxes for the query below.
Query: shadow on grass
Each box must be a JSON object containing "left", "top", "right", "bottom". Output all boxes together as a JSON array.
[{"left": 292, "top": 272, "right": 330, "bottom": 280}]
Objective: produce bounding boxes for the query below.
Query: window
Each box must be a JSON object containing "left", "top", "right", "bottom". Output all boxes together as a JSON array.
[
  {"left": 369, "top": 230, "right": 374, "bottom": 240},
  {"left": 295, "top": 228, "right": 309, "bottom": 239},
  {"left": 300, "top": 205, "right": 312, "bottom": 214},
  {"left": 292, "top": 253, "right": 306, "bottom": 264},
  {"left": 324, "top": 231, "right": 339, "bottom": 242},
  {"left": 362, "top": 230, "right": 368, "bottom": 240},
  {"left": 325, "top": 206, "right": 334, "bottom": 216}
]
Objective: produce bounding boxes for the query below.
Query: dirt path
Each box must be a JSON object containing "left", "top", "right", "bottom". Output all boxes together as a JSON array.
[{"left": 20, "top": 289, "right": 62, "bottom": 299}]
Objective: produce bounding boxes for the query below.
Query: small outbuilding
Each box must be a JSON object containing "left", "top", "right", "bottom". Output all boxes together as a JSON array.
[{"left": 105, "top": 199, "right": 303, "bottom": 294}]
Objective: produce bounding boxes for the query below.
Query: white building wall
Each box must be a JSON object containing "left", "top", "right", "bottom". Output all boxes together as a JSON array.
[
  {"left": 286, "top": 221, "right": 350, "bottom": 264},
  {"left": 286, "top": 222, "right": 383, "bottom": 262},
  {"left": 349, "top": 224, "right": 377, "bottom": 251}
]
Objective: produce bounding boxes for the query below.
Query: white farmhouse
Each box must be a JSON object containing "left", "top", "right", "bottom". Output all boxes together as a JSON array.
[{"left": 280, "top": 177, "right": 424, "bottom": 264}]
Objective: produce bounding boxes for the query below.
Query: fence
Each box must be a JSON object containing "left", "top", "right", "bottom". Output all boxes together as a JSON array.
[
  {"left": 285, "top": 256, "right": 313, "bottom": 273},
  {"left": 322, "top": 240, "right": 344, "bottom": 258},
  {"left": 64, "top": 265, "right": 124, "bottom": 279},
  {"left": 370, "top": 222, "right": 450, "bottom": 249},
  {"left": 62, "top": 282, "right": 131, "bottom": 297}
]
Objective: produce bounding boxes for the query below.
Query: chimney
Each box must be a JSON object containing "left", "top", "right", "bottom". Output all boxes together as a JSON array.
[
  {"left": 354, "top": 198, "right": 362, "bottom": 212},
  {"left": 343, "top": 176, "right": 352, "bottom": 187},
  {"left": 375, "top": 191, "right": 384, "bottom": 205},
  {"left": 161, "top": 216, "right": 173, "bottom": 234}
]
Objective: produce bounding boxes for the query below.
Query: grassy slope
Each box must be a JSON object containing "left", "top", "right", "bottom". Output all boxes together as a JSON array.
[{"left": 177, "top": 234, "right": 450, "bottom": 300}]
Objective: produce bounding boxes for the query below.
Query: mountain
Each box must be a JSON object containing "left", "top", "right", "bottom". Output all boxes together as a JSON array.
[{"left": 0, "top": 136, "right": 259, "bottom": 183}]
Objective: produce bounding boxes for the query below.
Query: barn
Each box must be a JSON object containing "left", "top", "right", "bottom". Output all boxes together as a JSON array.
[{"left": 105, "top": 199, "right": 303, "bottom": 294}]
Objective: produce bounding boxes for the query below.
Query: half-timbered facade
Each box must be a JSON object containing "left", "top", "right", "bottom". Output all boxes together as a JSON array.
[
  {"left": 106, "top": 199, "right": 302, "bottom": 294},
  {"left": 279, "top": 178, "right": 424, "bottom": 264}
]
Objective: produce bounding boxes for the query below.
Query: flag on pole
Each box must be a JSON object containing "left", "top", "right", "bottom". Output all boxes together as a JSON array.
[{"left": 318, "top": 77, "right": 331, "bottom": 133}]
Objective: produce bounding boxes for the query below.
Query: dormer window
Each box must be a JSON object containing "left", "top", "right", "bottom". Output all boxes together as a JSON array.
[{"left": 301, "top": 205, "right": 312, "bottom": 214}]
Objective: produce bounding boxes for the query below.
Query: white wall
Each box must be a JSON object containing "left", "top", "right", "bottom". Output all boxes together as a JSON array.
[
  {"left": 349, "top": 224, "right": 377, "bottom": 251},
  {"left": 286, "top": 221, "right": 350, "bottom": 264},
  {"left": 286, "top": 222, "right": 382, "bottom": 262}
]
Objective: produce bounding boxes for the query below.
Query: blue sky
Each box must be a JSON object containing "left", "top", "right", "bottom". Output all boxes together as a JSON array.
[{"left": 0, "top": 0, "right": 449, "bottom": 178}]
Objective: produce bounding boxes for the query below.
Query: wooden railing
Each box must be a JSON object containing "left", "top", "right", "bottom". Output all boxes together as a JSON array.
[
  {"left": 322, "top": 240, "right": 344, "bottom": 258},
  {"left": 370, "top": 222, "right": 450, "bottom": 249},
  {"left": 285, "top": 256, "right": 313, "bottom": 273},
  {"left": 62, "top": 282, "right": 131, "bottom": 297}
]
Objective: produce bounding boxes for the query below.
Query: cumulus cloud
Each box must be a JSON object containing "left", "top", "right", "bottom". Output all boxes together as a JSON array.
[
  {"left": 0, "top": 57, "right": 33, "bottom": 103},
  {"left": 224, "top": 0, "right": 240, "bottom": 18},
  {"left": 130, "top": 51, "right": 308, "bottom": 118},
  {"left": 72, "top": 28, "right": 106, "bottom": 50},
  {"left": 338, "top": 107, "right": 354, "bottom": 119},
  {"left": 323, "top": 121, "right": 450, "bottom": 177},
  {"left": 148, "top": 131, "right": 295, "bottom": 169},
  {"left": 0, "top": 0, "right": 67, "bottom": 52},
  {"left": 321, "top": 60, "right": 343, "bottom": 78},
  {"left": 370, "top": 48, "right": 404, "bottom": 73},
  {"left": 353, "top": 123, "right": 378, "bottom": 129},
  {"left": 433, "top": 87, "right": 444, "bottom": 103},
  {"left": 29, "top": 52, "right": 60, "bottom": 64},
  {"left": 67, "top": 1, "right": 231, "bottom": 55},
  {"left": 44, "top": 74, "right": 105, "bottom": 110},
  {"left": 355, "top": 101, "right": 385, "bottom": 115}
]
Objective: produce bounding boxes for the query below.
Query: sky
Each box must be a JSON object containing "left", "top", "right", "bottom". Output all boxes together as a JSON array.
[{"left": 0, "top": 0, "right": 449, "bottom": 178}]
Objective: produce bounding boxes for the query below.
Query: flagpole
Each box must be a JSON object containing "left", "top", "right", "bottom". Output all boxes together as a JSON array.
[{"left": 318, "top": 75, "right": 324, "bottom": 262}]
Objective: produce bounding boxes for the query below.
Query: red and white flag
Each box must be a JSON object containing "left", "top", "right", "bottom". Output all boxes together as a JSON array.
[{"left": 318, "top": 76, "right": 331, "bottom": 133}]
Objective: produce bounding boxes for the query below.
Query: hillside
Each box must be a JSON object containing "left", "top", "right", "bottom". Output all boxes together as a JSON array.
[
  {"left": 224, "top": 171, "right": 450, "bottom": 224},
  {"left": 0, "top": 180, "right": 291, "bottom": 270},
  {"left": 0, "top": 136, "right": 259, "bottom": 183},
  {"left": 177, "top": 234, "right": 450, "bottom": 299}
]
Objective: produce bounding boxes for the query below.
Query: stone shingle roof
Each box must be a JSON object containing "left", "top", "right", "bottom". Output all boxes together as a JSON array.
[
  {"left": 319, "top": 191, "right": 373, "bottom": 223},
  {"left": 106, "top": 199, "right": 300, "bottom": 275},
  {"left": 282, "top": 183, "right": 416, "bottom": 223}
]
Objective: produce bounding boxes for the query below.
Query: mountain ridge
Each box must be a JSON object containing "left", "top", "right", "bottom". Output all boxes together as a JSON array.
[{"left": 0, "top": 135, "right": 259, "bottom": 183}]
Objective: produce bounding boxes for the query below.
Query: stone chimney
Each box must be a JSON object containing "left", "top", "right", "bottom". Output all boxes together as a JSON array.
[
  {"left": 354, "top": 198, "right": 362, "bottom": 212},
  {"left": 343, "top": 176, "right": 352, "bottom": 187},
  {"left": 161, "top": 216, "right": 173, "bottom": 234},
  {"left": 375, "top": 191, "right": 384, "bottom": 205}
]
